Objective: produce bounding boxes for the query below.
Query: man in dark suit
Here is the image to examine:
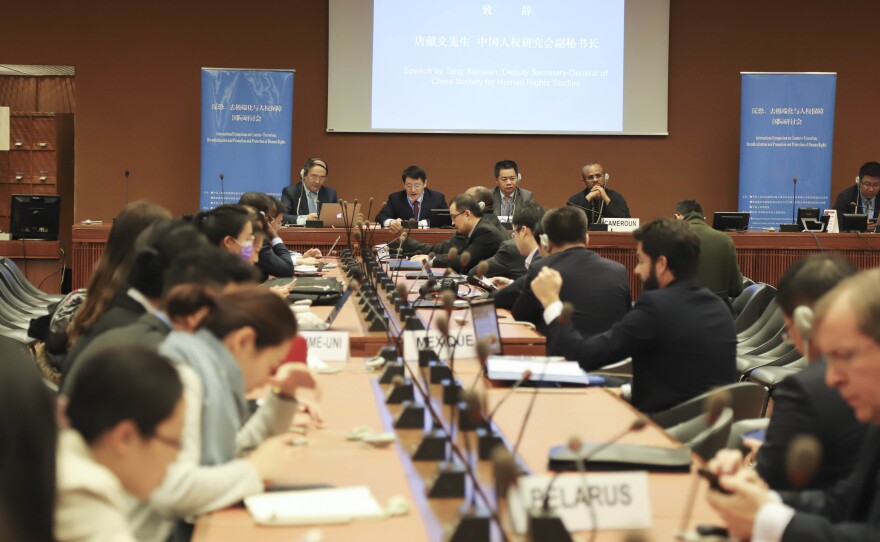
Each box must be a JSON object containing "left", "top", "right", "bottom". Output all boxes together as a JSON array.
[
  {"left": 375, "top": 165, "right": 448, "bottom": 233},
  {"left": 754, "top": 255, "right": 865, "bottom": 491},
  {"left": 408, "top": 193, "right": 506, "bottom": 274},
  {"left": 706, "top": 268, "right": 880, "bottom": 541},
  {"left": 530, "top": 217, "right": 736, "bottom": 413},
  {"left": 513, "top": 206, "right": 631, "bottom": 341},
  {"left": 833, "top": 161, "right": 880, "bottom": 231},
  {"left": 492, "top": 160, "right": 536, "bottom": 221},
  {"left": 489, "top": 204, "right": 545, "bottom": 310},
  {"left": 566, "top": 162, "right": 630, "bottom": 222},
  {"left": 280, "top": 157, "right": 339, "bottom": 225}
]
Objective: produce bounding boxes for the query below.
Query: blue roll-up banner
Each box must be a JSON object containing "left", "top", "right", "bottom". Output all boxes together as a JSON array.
[
  {"left": 738, "top": 73, "right": 836, "bottom": 230},
  {"left": 200, "top": 68, "right": 294, "bottom": 210}
]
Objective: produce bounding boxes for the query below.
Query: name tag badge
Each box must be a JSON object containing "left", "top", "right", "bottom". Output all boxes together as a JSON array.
[
  {"left": 508, "top": 472, "right": 652, "bottom": 534},
  {"left": 298, "top": 331, "right": 350, "bottom": 362},
  {"left": 601, "top": 218, "right": 640, "bottom": 232}
]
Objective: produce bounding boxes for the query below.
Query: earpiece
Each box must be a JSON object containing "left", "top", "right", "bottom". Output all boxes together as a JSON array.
[
  {"left": 856, "top": 176, "right": 861, "bottom": 185},
  {"left": 792, "top": 305, "right": 814, "bottom": 342},
  {"left": 605, "top": 173, "right": 610, "bottom": 182},
  {"left": 517, "top": 173, "right": 522, "bottom": 181},
  {"left": 477, "top": 201, "right": 486, "bottom": 211},
  {"left": 539, "top": 233, "right": 550, "bottom": 252}
]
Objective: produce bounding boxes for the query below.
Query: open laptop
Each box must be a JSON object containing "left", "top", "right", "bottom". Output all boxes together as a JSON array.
[
  {"left": 297, "top": 286, "right": 353, "bottom": 331},
  {"left": 318, "top": 202, "right": 360, "bottom": 228}
]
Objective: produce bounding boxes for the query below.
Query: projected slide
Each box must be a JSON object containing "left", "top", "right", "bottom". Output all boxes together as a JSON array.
[{"left": 371, "top": 0, "right": 624, "bottom": 132}]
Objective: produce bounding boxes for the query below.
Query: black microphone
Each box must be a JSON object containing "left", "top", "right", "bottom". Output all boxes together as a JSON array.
[
  {"left": 566, "top": 200, "right": 602, "bottom": 217},
  {"left": 392, "top": 219, "right": 418, "bottom": 285},
  {"left": 350, "top": 278, "right": 397, "bottom": 346},
  {"left": 124, "top": 170, "right": 130, "bottom": 205},
  {"left": 219, "top": 173, "right": 225, "bottom": 205},
  {"left": 791, "top": 176, "right": 798, "bottom": 225},
  {"left": 485, "top": 369, "right": 533, "bottom": 425}
]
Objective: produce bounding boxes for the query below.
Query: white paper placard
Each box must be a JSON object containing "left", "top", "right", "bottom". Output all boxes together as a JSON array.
[
  {"left": 0, "top": 107, "right": 9, "bottom": 151},
  {"left": 509, "top": 472, "right": 652, "bottom": 534},
  {"left": 601, "top": 217, "right": 640, "bottom": 232},
  {"left": 823, "top": 209, "right": 839, "bottom": 233},
  {"left": 299, "top": 331, "right": 350, "bottom": 362},
  {"left": 403, "top": 330, "right": 477, "bottom": 361}
]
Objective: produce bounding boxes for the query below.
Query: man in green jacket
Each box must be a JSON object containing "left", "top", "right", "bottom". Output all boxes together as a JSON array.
[{"left": 675, "top": 199, "right": 743, "bottom": 309}]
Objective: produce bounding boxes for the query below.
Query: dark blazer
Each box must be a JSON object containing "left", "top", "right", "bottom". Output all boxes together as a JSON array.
[
  {"left": 256, "top": 240, "right": 294, "bottom": 279},
  {"left": 492, "top": 250, "right": 542, "bottom": 310},
  {"left": 780, "top": 426, "right": 880, "bottom": 541},
  {"left": 62, "top": 291, "right": 149, "bottom": 382},
  {"left": 834, "top": 184, "right": 879, "bottom": 220},
  {"left": 491, "top": 187, "right": 535, "bottom": 217},
  {"left": 405, "top": 218, "right": 507, "bottom": 273},
  {"left": 280, "top": 182, "right": 339, "bottom": 224},
  {"left": 513, "top": 247, "right": 631, "bottom": 340},
  {"left": 757, "top": 360, "right": 867, "bottom": 491},
  {"left": 375, "top": 188, "right": 448, "bottom": 225},
  {"left": 546, "top": 278, "right": 737, "bottom": 413},
  {"left": 566, "top": 187, "right": 630, "bottom": 220},
  {"left": 468, "top": 239, "right": 526, "bottom": 281}
]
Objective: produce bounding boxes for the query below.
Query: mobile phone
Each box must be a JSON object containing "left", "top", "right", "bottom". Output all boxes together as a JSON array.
[{"left": 697, "top": 468, "right": 732, "bottom": 495}]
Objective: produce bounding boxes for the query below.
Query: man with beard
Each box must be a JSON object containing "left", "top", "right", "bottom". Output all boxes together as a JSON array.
[{"left": 530, "top": 217, "right": 736, "bottom": 413}]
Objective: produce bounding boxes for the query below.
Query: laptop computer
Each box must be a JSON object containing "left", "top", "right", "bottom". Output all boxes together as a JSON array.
[
  {"left": 297, "top": 286, "right": 353, "bottom": 331},
  {"left": 318, "top": 202, "right": 360, "bottom": 228},
  {"left": 429, "top": 208, "right": 453, "bottom": 228}
]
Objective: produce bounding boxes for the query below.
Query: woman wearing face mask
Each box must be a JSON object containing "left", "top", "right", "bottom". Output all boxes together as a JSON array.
[
  {"left": 195, "top": 205, "right": 256, "bottom": 262},
  {"left": 129, "top": 287, "right": 318, "bottom": 542},
  {"left": 56, "top": 344, "right": 185, "bottom": 542}
]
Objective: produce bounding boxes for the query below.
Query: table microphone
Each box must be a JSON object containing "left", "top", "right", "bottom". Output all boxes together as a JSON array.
[
  {"left": 124, "top": 170, "right": 130, "bottom": 205},
  {"left": 486, "top": 369, "right": 533, "bottom": 425},
  {"left": 219, "top": 172, "right": 225, "bottom": 205},
  {"left": 791, "top": 177, "right": 798, "bottom": 225}
]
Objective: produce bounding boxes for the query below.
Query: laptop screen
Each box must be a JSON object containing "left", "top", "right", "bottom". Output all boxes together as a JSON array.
[
  {"left": 470, "top": 299, "right": 503, "bottom": 355},
  {"left": 324, "top": 287, "right": 353, "bottom": 327}
]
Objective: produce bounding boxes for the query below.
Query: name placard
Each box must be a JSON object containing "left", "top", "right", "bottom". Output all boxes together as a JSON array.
[
  {"left": 601, "top": 218, "right": 640, "bottom": 232},
  {"left": 508, "top": 472, "right": 651, "bottom": 534},
  {"left": 298, "top": 331, "right": 350, "bottom": 362},
  {"left": 402, "top": 330, "right": 477, "bottom": 362}
]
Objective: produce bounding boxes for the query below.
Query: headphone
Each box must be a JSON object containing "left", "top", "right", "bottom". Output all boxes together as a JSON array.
[
  {"left": 792, "top": 305, "right": 814, "bottom": 359},
  {"left": 300, "top": 158, "right": 329, "bottom": 180},
  {"left": 477, "top": 201, "right": 486, "bottom": 211},
  {"left": 539, "top": 233, "right": 550, "bottom": 252}
]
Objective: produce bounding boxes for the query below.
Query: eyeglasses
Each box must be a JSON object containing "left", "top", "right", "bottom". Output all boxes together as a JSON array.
[
  {"left": 150, "top": 432, "right": 183, "bottom": 451},
  {"left": 585, "top": 173, "right": 605, "bottom": 180},
  {"left": 451, "top": 210, "right": 467, "bottom": 220},
  {"left": 306, "top": 174, "right": 327, "bottom": 181},
  {"left": 498, "top": 176, "right": 517, "bottom": 182},
  {"left": 404, "top": 183, "right": 424, "bottom": 190},
  {"left": 862, "top": 182, "right": 880, "bottom": 190}
]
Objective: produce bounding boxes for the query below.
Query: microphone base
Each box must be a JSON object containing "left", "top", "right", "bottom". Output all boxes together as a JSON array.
[
  {"left": 379, "top": 345, "right": 400, "bottom": 362},
  {"left": 419, "top": 348, "right": 439, "bottom": 367},
  {"left": 429, "top": 361, "right": 453, "bottom": 384},
  {"left": 305, "top": 220, "right": 324, "bottom": 228},
  {"left": 385, "top": 379, "right": 415, "bottom": 404},
  {"left": 457, "top": 403, "right": 488, "bottom": 432},
  {"left": 779, "top": 223, "right": 801, "bottom": 232},
  {"left": 449, "top": 504, "right": 491, "bottom": 542},
  {"left": 477, "top": 427, "right": 506, "bottom": 459},
  {"left": 404, "top": 312, "right": 426, "bottom": 330},
  {"left": 393, "top": 401, "right": 425, "bottom": 429},
  {"left": 441, "top": 378, "right": 462, "bottom": 405},
  {"left": 378, "top": 361, "right": 405, "bottom": 384},
  {"left": 412, "top": 429, "right": 448, "bottom": 461},
  {"left": 426, "top": 460, "right": 467, "bottom": 498},
  {"left": 367, "top": 316, "right": 389, "bottom": 332},
  {"left": 528, "top": 509, "right": 574, "bottom": 542}
]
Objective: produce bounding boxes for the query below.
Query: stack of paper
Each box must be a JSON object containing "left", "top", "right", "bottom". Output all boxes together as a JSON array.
[{"left": 244, "top": 486, "right": 385, "bottom": 526}]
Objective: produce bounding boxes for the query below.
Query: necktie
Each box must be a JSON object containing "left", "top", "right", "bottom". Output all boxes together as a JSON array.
[
  {"left": 867, "top": 200, "right": 875, "bottom": 219},
  {"left": 412, "top": 199, "right": 420, "bottom": 221},
  {"left": 308, "top": 191, "right": 317, "bottom": 214},
  {"left": 504, "top": 196, "right": 513, "bottom": 216}
]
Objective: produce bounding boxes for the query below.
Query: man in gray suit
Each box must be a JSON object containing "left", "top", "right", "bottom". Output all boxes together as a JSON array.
[{"left": 492, "top": 159, "right": 536, "bottom": 221}]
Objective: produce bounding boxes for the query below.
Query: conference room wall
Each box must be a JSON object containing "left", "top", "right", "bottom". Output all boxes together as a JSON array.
[{"left": 0, "top": 1, "right": 876, "bottom": 223}]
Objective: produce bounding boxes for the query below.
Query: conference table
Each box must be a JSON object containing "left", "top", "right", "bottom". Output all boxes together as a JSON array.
[
  {"left": 190, "top": 264, "right": 721, "bottom": 541},
  {"left": 72, "top": 224, "right": 880, "bottom": 297}
]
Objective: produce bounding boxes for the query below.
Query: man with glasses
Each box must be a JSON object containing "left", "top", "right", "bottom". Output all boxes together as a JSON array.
[
  {"left": 281, "top": 157, "right": 338, "bottom": 225},
  {"left": 834, "top": 161, "right": 880, "bottom": 232},
  {"left": 566, "top": 162, "right": 631, "bottom": 222},
  {"left": 492, "top": 160, "right": 536, "bottom": 221},
  {"left": 375, "top": 165, "right": 448, "bottom": 233}
]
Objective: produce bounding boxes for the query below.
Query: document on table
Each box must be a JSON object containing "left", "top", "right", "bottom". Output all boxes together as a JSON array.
[{"left": 244, "top": 486, "right": 385, "bottom": 526}]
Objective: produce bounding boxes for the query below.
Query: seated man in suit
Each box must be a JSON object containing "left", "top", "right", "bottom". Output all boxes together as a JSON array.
[
  {"left": 674, "top": 199, "right": 743, "bottom": 309},
  {"left": 408, "top": 193, "right": 507, "bottom": 274},
  {"left": 280, "top": 157, "right": 338, "bottom": 225},
  {"left": 833, "top": 161, "right": 880, "bottom": 231},
  {"left": 513, "top": 206, "right": 631, "bottom": 339},
  {"left": 375, "top": 165, "right": 448, "bottom": 233},
  {"left": 566, "top": 162, "right": 630, "bottom": 222},
  {"left": 488, "top": 204, "right": 546, "bottom": 310},
  {"left": 492, "top": 159, "right": 536, "bottom": 221},
  {"left": 530, "top": 217, "right": 736, "bottom": 413},
  {"left": 706, "top": 268, "right": 880, "bottom": 542}
]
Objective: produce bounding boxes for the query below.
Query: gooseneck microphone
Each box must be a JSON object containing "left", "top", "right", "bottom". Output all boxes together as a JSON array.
[
  {"left": 124, "top": 170, "right": 130, "bottom": 205},
  {"left": 219, "top": 173, "right": 225, "bottom": 205},
  {"left": 791, "top": 176, "right": 798, "bottom": 225}
]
